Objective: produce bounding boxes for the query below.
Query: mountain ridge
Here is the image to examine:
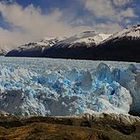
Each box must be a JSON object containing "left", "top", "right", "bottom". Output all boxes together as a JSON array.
[{"left": 5, "top": 25, "right": 140, "bottom": 62}]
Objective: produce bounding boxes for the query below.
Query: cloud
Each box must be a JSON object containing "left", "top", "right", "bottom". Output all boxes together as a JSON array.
[
  {"left": 83, "top": 0, "right": 116, "bottom": 19},
  {"left": 0, "top": 2, "right": 95, "bottom": 47},
  {"left": 112, "top": 0, "right": 131, "bottom": 6},
  {"left": 0, "top": 2, "right": 128, "bottom": 48},
  {"left": 0, "top": 27, "right": 30, "bottom": 50},
  {"left": 120, "top": 8, "right": 137, "bottom": 18},
  {"left": 94, "top": 22, "right": 123, "bottom": 33},
  {"left": 80, "top": 0, "right": 137, "bottom": 21}
]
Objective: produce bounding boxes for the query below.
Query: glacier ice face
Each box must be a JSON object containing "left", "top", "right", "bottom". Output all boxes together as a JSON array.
[{"left": 0, "top": 57, "right": 139, "bottom": 116}]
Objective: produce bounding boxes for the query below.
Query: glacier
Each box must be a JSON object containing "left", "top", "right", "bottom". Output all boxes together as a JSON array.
[{"left": 0, "top": 57, "right": 140, "bottom": 116}]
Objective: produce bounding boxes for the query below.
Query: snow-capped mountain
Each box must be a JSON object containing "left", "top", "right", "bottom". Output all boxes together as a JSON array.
[
  {"left": 102, "top": 24, "right": 140, "bottom": 43},
  {"left": 6, "top": 37, "right": 64, "bottom": 57},
  {"left": 54, "top": 31, "right": 111, "bottom": 48},
  {"left": 19, "top": 37, "right": 64, "bottom": 50},
  {"left": 44, "top": 31, "right": 111, "bottom": 59},
  {"left": 46, "top": 25, "right": 140, "bottom": 62},
  {"left": 95, "top": 25, "right": 140, "bottom": 62},
  {"left": 6, "top": 25, "right": 140, "bottom": 62},
  {"left": 45, "top": 31, "right": 110, "bottom": 51},
  {"left": 6, "top": 31, "right": 111, "bottom": 58},
  {"left": 0, "top": 48, "right": 7, "bottom": 55},
  {"left": 0, "top": 44, "right": 12, "bottom": 55},
  {"left": 44, "top": 25, "right": 140, "bottom": 62}
]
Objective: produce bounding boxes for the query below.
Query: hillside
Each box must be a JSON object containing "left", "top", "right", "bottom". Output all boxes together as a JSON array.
[{"left": 0, "top": 113, "right": 140, "bottom": 140}]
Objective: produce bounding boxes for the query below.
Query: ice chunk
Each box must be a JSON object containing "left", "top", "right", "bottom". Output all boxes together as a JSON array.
[
  {"left": 65, "top": 68, "right": 79, "bottom": 82},
  {"left": 96, "top": 63, "right": 112, "bottom": 82},
  {"left": 78, "top": 70, "right": 92, "bottom": 91}
]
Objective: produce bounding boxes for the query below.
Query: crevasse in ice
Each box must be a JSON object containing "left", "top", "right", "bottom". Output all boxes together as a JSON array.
[{"left": 0, "top": 58, "right": 139, "bottom": 116}]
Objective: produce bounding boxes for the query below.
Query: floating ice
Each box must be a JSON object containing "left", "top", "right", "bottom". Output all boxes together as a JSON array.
[{"left": 0, "top": 57, "right": 139, "bottom": 116}]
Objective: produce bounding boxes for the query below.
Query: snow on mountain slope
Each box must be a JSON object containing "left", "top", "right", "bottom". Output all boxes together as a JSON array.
[
  {"left": 53, "top": 31, "right": 111, "bottom": 48},
  {"left": 42, "top": 31, "right": 112, "bottom": 60},
  {"left": 73, "top": 33, "right": 111, "bottom": 45},
  {"left": 0, "top": 45, "right": 12, "bottom": 55},
  {"left": 0, "top": 57, "right": 140, "bottom": 116},
  {"left": 17, "top": 31, "right": 110, "bottom": 50},
  {"left": 101, "top": 25, "right": 140, "bottom": 44},
  {"left": 5, "top": 37, "right": 65, "bottom": 57},
  {"left": 17, "top": 37, "right": 64, "bottom": 51},
  {"left": 0, "top": 37, "right": 63, "bottom": 56},
  {"left": 65, "top": 31, "right": 111, "bottom": 44},
  {"left": 6, "top": 31, "right": 111, "bottom": 58},
  {"left": 115, "top": 24, "right": 140, "bottom": 38},
  {"left": 0, "top": 48, "right": 7, "bottom": 55}
]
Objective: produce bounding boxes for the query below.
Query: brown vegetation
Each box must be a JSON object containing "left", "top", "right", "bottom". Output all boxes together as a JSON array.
[{"left": 0, "top": 114, "right": 140, "bottom": 140}]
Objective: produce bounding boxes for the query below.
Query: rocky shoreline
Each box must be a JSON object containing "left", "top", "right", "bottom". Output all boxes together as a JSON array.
[{"left": 0, "top": 113, "right": 140, "bottom": 140}]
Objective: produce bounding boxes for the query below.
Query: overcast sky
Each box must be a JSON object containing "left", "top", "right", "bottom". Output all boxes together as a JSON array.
[{"left": 0, "top": 0, "right": 139, "bottom": 47}]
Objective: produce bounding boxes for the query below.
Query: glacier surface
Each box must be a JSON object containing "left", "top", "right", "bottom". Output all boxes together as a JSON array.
[{"left": 0, "top": 57, "right": 140, "bottom": 116}]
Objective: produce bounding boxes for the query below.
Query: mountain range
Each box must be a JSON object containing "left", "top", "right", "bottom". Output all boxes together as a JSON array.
[{"left": 5, "top": 25, "right": 140, "bottom": 62}]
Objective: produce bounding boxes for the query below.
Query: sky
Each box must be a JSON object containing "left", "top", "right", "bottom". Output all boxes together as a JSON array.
[{"left": 0, "top": 0, "right": 139, "bottom": 48}]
